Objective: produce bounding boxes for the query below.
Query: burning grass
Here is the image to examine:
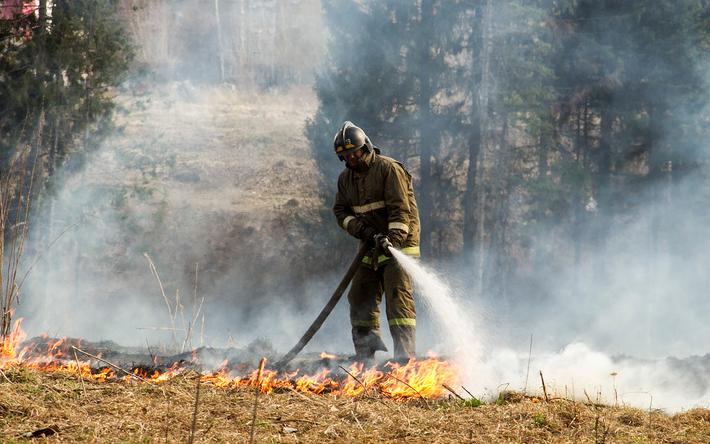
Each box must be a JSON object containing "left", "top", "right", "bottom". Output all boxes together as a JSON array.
[
  {"left": 2, "top": 321, "right": 710, "bottom": 442},
  {"left": 1, "top": 319, "right": 460, "bottom": 400}
]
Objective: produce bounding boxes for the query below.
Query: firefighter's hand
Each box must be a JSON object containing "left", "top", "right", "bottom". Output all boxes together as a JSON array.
[
  {"left": 374, "top": 234, "right": 394, "bottom": 256},
  {"left": 386, "top": 229, "right": 406, "bottom": 249},
  {"left": 360, "top": 225, "right": 378, "bottom": 244}
]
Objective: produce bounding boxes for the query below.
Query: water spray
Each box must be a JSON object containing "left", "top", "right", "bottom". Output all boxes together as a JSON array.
[{"left": 389, "top": 248, "right": 482, "bottom": 388}]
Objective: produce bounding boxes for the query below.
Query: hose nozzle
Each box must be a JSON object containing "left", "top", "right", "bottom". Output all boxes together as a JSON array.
[{"left": 374, "top": 234, "right": 394, "bottom": 258}]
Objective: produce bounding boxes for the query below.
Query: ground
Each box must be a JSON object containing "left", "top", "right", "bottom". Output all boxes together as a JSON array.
[{"left": 1, "top": 367, "right": 710, "bottom": 443}]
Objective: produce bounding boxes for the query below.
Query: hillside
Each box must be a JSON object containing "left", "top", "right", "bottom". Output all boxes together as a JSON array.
[
  {"left": 105, "top": 83, "right": 323, "bottom": 218},
  {"left": 22, "top": 84, "right": 334, "bottom": 347}
]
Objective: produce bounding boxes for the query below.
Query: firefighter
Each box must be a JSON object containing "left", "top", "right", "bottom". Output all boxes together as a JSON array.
[{"left": 332, "top": 121, "right": 421, "bottom": 362}]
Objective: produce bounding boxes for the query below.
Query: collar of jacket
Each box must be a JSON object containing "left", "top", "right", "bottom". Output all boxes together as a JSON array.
[{"left": 346, "top": 150, "right": 376, "bottom": 173}]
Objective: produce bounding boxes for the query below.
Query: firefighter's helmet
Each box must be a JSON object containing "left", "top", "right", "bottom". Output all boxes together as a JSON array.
[{"left": 333, "top": 121, "right": 373, "bottom": 161}]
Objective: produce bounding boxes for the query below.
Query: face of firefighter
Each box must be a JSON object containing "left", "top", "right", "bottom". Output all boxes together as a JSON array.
[{"left": 344, "top": 148, "right": 365, "bottom": 168}]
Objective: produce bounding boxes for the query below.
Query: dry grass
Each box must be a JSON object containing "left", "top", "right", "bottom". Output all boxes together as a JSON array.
[
  {"left": 1, "top": 367, "right": 709, "bottom": 443},
  {"left": 103, "top": 84, "right": 322, "bottom": 216}
]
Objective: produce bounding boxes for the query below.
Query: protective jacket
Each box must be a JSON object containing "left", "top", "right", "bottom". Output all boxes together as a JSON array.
[{"left": 333, "top": 151, "right": 420, "bottom": 264}]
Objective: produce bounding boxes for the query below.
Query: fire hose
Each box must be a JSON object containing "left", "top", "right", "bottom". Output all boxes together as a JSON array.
[{"left": 273, "top": 241, "right": 370, "bottom": 370}]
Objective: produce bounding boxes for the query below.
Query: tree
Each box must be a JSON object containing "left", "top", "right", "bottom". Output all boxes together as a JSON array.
[
  {"left": 550, "top": 0, "right": 708, "bottom": 255},
  {"left": 0, "top": 0, "right": 133, "bottom": 339}
]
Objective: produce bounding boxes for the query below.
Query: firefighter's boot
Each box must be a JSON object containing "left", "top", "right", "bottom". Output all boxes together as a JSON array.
[
  {"left": 390, "top": 325, "right": 416, "bottom": 362},
  {"left": 352, "top": 327, "right": 388, "bottom": 362}
]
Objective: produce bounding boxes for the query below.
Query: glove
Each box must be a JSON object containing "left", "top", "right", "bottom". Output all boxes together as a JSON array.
[
  {"left": 373, "top": 233, "right": 394, "bottom": 256},
  {"left": 360, "top": 225, "right": 377, "bottom": 242},
  {"left": 345, "top": 217, "right": 376, "bottom": 242},
  {"left": 386, "top": 229, "right": 406, "bottom": 249}
]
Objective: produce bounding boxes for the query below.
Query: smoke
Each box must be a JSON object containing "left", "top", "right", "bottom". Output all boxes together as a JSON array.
[
  {"left": 392, "top": 244, "right": 710, "bottom": 412},
  {"left": 471, "top": 168, "right": 710, "bottom": 411},
  {"left": 481, "top": 342, "right": 710, "bottom": 412},
  {"left": 9, "top": 0, "right": 340, "bottom": 354}
]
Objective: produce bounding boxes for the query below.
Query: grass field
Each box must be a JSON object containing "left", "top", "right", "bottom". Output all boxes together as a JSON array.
[{"left": 2, "top": 366, "right": 709, "bottom": 443}]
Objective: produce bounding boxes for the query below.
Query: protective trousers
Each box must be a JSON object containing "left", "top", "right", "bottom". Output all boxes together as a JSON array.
[{"left": 347, "top": 259, "right": 416, "bottom": 360}]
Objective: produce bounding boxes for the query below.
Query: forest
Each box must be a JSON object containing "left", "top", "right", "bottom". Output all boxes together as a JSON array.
[{"left": 308, "top": 0, "right": 710, "bottom": 308}]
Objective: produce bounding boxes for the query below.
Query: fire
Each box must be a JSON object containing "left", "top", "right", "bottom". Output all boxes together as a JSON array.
[
  {"left": 0, "top": 318, "right": 26, "bottom": 360},
  {"left": 1, "top": 320, "right": 460, "bottom": 400},
  {"left": 196, "top": 358, "right": 458, "bottom": 399}
]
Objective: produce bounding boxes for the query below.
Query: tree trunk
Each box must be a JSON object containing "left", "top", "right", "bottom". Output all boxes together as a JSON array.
[
  {"left": 463, "top": 123, "right": 481, "bottom": 255},
  {"left": 41, "top": 119, "right": 60, "bottom": 311},
  {"left": 484, "top": 112, "right": 510, "bottom": 301},
  {"left": 418, "top": 131, "right": 433, "bottom": 256},
  {"left": 417, "top": 0, "right": 435, "bottom": 258},
  {"left": 537, "top": 133, "right": 549, "bottom": 178},
  {"left": 648, "top": 105, "right": 672, "bottom": 254},
  {"left": 237, "top": 0, "right": 249, "bottom": 84},
  {"left": 573, "top": 103, "right": 584, "bottom": 266},
  {"left": 597, "top": 106, "right": 613, "bottom": 222},
  {"left": 462, "top": 0, "right": 487, "bottom": 260},
  {"left": 582, "top": 100, "right": 589, "bottom": 168},
  {"left": 589, "top": 105, "right": 613, "bottom": 281},
  {"left": 39, "top": 0, "right": 48, "bottom": 26},
  {"left": 214, "top": 0, "right": 225, "bottom": 82},
  {"left": 474, "top": 0, "right": 493, "bottom": 295}
]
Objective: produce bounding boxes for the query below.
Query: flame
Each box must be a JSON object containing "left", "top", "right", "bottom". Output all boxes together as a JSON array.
[
  {"left": 196, "top": 358, "right": 459, "bottom": 399},
  {"left": 0, "top": 322, "right": 460, "bottom": 400},
  {"left": 1, "top": 318, "right": 27, "bottom": 360},
  {"left": 319, "top": 351, "right": 337, "bottom": 360}
]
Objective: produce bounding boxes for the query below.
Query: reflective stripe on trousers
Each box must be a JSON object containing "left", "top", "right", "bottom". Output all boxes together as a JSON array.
[{"left": 388, "top": 318, "right": 416, "bottom": 327}]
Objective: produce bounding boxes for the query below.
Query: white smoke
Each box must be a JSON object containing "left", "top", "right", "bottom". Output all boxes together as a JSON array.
[{"left": 391, "top": 247, "right": 710, "bottom": 412}]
